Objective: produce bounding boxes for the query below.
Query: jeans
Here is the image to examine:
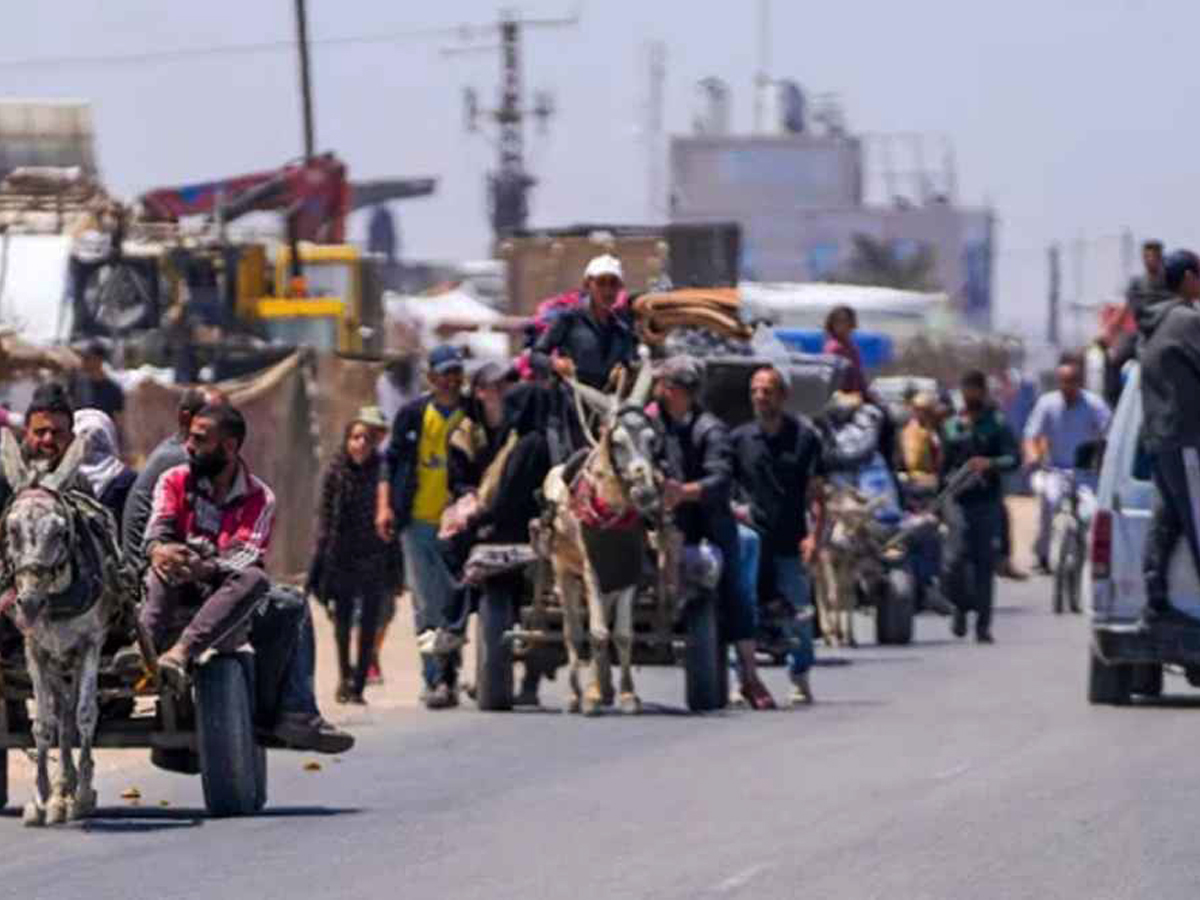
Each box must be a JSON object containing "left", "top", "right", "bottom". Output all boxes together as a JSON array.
[
  {"left": 250, "top": 585, "right": 318, "bottom": 724},
  {"left": 736, "top": 523, "right": 762, "bottom": 634},
  {"left": 401, "top": 521, "right": 461, "bottom": 689},
  {"left": 772, "top": 555, "right": 815, "bottom": 678},
  {"left": 946, "top": 502, "right": 1001, "bottom": 637}
]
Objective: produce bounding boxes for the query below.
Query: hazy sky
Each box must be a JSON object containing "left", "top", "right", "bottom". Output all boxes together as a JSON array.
[{"left": 3, "top": 0, "right": 1194, "bottom": 340}]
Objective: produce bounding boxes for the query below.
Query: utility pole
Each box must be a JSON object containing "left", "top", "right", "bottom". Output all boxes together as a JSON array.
[
  {"left": 448, "top": 6, "right": 580, "bottom": 238},
  {"left": 753, "top": 0, "right": 771, "bottom": 134},
  {"left": 1048, "top": 242, "right": 1061, "bottom": 347},
  {"left": 643, "top": 40, "right": 666, "bottom": 220},
  {"left": 294, "top": 0, "right": 316, "bottom": 160}
]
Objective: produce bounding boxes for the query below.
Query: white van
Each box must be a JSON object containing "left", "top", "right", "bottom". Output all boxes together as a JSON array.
[{"left": 1088, "top": 363, "right": 1200, "bottom": 703}]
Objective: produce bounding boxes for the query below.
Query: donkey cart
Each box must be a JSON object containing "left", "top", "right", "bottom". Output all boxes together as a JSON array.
[
  {"left": 0, "top": 647, "right": 269, "bottom": 818},
  {"left": 469, "top": 539, "right": 730, "bottom": 715}
]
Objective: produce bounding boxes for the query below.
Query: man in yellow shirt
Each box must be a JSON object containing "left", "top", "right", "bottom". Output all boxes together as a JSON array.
[{"left": 377, "top": 345, "right": 465, "bottom": 709}]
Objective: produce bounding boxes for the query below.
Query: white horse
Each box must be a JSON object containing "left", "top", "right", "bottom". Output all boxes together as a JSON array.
[{"left": 0, "top": 431, "right": 127, "bottom": 825}]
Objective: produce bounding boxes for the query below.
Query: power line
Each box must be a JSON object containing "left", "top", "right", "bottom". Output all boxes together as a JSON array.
[{"left": 0, "top": 23, "right": 475, "bottom": 71}]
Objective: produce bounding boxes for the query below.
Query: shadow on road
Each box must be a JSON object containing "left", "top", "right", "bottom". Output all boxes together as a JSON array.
[
  {"left": 0, "top": 804, "right": 361, "bottom": 833},
  {"left": 1126, "top": 695, "right": 1200, "bottom": 710}
]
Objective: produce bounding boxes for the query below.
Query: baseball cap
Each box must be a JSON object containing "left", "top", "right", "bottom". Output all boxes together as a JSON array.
[
  {"left": 655, "top": 355, "right": 703, "bottom": 390},
  {"left": 471, "top": 360, "right": 515, "bottom": 389},
  {"left": 583, "top": 254, "right": 624, "bottom": 283},
  {"left": 427, "top": 344, "right": 464, "bottom": 374}
]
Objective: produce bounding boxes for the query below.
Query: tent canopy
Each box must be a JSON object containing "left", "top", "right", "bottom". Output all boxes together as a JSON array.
[{"left": 740, "top": 281, "right": 951, "bottom": 338}]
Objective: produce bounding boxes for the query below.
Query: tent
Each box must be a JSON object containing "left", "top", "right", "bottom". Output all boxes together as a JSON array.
[
  {"left": 0, "top": 233, "right": 73, "bottom": 344},
  {"left": 384, "top": 287, "right": 510, "bottom": 360}
]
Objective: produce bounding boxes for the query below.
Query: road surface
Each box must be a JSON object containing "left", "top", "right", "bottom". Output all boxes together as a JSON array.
[{"left": 0, "top": 574, "right": 1196, "bottom": 900}]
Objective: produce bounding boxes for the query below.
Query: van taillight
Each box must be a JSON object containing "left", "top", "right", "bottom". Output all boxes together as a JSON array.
[{"left": 1092, "top": 510, "right": 1113, "bottom": 580}]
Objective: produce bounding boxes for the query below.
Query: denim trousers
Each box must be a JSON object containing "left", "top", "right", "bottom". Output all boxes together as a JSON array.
[
  {"left": 737, "top": 525, "right": 815, "bottom": 678},
  {"left": 401, "top": 520, "right": 462, "bottom": 689}
]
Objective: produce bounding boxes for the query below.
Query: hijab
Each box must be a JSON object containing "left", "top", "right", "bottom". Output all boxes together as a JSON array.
[{"left": 73, "top": 408, "right": 129, "bottom": 498}]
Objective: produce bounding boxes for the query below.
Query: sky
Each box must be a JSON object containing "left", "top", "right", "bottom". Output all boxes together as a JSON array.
[{"left": 2, "top": 0, "right": 1196, "bottom": 343}]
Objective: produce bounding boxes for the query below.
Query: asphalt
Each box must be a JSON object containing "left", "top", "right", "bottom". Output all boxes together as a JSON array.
[{"left": 2, "top": 569, "right": 1200, "bottom": 900}]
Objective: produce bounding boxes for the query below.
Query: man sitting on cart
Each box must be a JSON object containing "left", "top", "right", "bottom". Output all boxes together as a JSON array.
[{"left": 140, "top": 404, "right": 274, "bottom": 691}]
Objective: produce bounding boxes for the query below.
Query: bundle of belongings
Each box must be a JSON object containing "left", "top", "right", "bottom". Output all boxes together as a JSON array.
[{"left": 632, "top": 289, "right": 752, "bottom": 346}]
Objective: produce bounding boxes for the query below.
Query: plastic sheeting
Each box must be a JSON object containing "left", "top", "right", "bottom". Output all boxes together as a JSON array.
[{"left": 0, "top": 233, "right": 72, "bottom": 344}]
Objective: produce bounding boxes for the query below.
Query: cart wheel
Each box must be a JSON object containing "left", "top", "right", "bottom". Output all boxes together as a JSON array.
[
  {"left": 475, "top": 581, "right": 515, "bottom": 711},
  {"left": 196, "top": 654, "right": 260, "bottom": 817},
  {"left": 685, "top": 594, "right": 722, "bottom": 712},
  {"left": 876, "top": 568, "right": 915, "bottom": 646},
  {"left": 253, "top": 744, "right": 268, "bottom": 813}
]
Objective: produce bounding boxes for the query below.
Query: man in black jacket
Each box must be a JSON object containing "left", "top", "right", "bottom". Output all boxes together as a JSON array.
[
  {"left": 941, "top": 370, "right": 1020, "bottom": 643},
  {"left": 656, "top": 355, "right": 775, "bottom": 710},
  {"left": 1137, "top": 249, "right": 1200, "bottom": 625},
  {"left": 731, "top": 366, "right": 825, "bottom": 705}
]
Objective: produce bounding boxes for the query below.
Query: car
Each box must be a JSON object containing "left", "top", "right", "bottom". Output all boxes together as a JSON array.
[{"left": 1087, "top": 362, "right": 1200, "bottom": 704}]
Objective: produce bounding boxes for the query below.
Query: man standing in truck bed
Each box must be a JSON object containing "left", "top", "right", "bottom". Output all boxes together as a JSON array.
[{"left": 1137, "top": 249, "right": 1200, "bottom": 626}]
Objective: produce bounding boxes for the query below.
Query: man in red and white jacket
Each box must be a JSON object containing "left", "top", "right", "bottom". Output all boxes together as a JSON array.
[{"left": 140, "top": 404, "right": 275, "bottom": 687}]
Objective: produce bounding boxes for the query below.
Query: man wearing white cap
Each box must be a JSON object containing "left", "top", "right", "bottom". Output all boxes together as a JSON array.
[{"left": 531, "top": 254, "right": 635, "bottom": 391}]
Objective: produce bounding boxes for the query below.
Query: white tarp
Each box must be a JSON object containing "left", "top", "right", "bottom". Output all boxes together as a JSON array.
[
  {"left": 740, "top": 281, "right": 953, "bottom": 337},
  {"left": 0, "top": 233, "right": 72, "bottom": 345},
  {"left": 384, "top": 287, "right": 509, "bottom": 360}
]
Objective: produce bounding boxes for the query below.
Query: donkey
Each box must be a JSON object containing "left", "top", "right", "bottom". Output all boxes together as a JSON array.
[
  {"left": 0, "top": 430, "right": 127, "bottom": 826},
  {"left": 814, "top": 485, "right": 882, "bottom": 649},
  {"left": 541, "top": 359, "right": 666, "bottom": 716}
]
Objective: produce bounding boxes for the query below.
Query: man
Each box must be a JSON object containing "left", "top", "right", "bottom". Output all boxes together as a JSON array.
[
  {"left": 941, "top": 370, "right": 1019, "bottom": 643},
  {"left": 532, "top": 254, "right": 635, "bottom": 391},
  {"left": 900, "top": 392, "right": 942, "bottom": 488},
  {"left": 656, "top": 355, "right": 775, "bottom": 709},
  {"left": 123, "top": 389, "right": 351, "bottom": 754},
  {"left": 731, "top": 366, "right": 824, "bottom": 705},
  {"left": 377, "top": 345, "right": 466, "bottom": 709},
  {"left": 1023, "top": 359, "right": 1111, "bottom": 573},
  {"left": 141, "top": 405, "right": 274, "bottom": 685},
  {"left": 69, "top": 340, "right": 126, "bottom": 446},
  {"left": 1127, "top": 239, "right": 1167, "bottom": 316},
  {"left": 1137, "top": 249, "right": 1200, "bottom": 626}
]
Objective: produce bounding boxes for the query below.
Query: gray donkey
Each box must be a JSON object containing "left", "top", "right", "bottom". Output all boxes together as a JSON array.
[{"left": 0, "top": 430, "right": 127, "bottom": 826}]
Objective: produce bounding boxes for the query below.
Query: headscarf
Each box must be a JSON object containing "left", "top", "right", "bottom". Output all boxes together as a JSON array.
[{"left": 73, "top": 409, "right": 128, "bottom": 498}]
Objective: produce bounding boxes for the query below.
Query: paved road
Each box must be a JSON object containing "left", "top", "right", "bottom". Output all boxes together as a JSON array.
[{"left": 2, "top": 575, "right": 1198, "bottom": 900}]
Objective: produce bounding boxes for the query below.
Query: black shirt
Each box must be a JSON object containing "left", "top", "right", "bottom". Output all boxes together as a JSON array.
[
  {"left": 532, "top": 302, "right": 636, "bottom": 389},
  {"left": 732, "top": 413, "right": 823, "bottom": 555},
  {"left": 662, "top": 408, "right": 734, "bottom": 544},
  {"left": 70, "top": 374, "right": 125, "bottom": 419}
]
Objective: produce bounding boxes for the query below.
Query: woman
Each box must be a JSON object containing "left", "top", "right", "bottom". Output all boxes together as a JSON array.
[
  {"left": 308, "top": 412, "right": 393, "bottom": 705},
  {"left": 823, "top": 305, "right": 867, "bottom": 395},
  {"left": 73, "top": 409, "right": 137, "bottom": 530}
]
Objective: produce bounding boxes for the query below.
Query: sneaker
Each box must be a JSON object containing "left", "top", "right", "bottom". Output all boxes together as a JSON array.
[
  {"left": 976, "top": 633, "right": 995, "bottom": 644},
  {"left": 335, "top": 680, "right": 351, "bottom": 704},
  {"left": 951, "top": 610, "right": 967, "bottom": 639},
  {"left": 348, "top": 693, "right": 367, "bottom": 706},
  {"left": 424, "top": 683, "right": 456, "bottom": 710},
  {"left": 790, "top": 673, "right": 814, "bottom": 706},
  {"left": 366, "top": 663, "right": 384, "bottom": 686},
  {"left": 271, "top": 712, "right": 355, "bottom": 754}
]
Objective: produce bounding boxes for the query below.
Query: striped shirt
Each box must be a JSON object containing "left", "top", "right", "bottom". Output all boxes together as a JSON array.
[{"left": 144, "top": 461, "right": 276, "bottom": 572}]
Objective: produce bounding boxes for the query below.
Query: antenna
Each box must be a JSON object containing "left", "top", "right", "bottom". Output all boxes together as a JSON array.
[{"left": 445, "top": 5, "right": 581, "bottom": 237}]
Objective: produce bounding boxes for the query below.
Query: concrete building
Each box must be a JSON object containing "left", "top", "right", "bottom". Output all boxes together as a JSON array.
[{"left": 669, "top": 130, "right": 995, "bottom": 331}]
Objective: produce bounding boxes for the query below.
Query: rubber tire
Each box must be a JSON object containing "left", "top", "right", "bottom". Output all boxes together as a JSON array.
[
  {"left": 685, "top": 594, "right": 722, "bottom": 712},
  {"left": 253, "top": 745, "right": 268, "bottom": 813},
  {"left": 1088, "top": 647, "right": 1132, "bottom": 705},
  {"left": 876, "top": 569, "right": 916, "bottom": 646},
  {"left": 196, "top": 655, "right": 261, "bottom": 817},
  {"left": 1131, "top": 663, "right": 1164, "bottom": 698},
  {"left": 475, "top": 582, "right": 515, "bottom": 712},
  {"left": 716, "top": 641, "right": 731, "bottom": 710}
]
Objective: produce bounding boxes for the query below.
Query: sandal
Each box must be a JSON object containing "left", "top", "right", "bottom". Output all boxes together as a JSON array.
[{"left": 740, "top": 678, "right": 777, "bottom": 711}]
